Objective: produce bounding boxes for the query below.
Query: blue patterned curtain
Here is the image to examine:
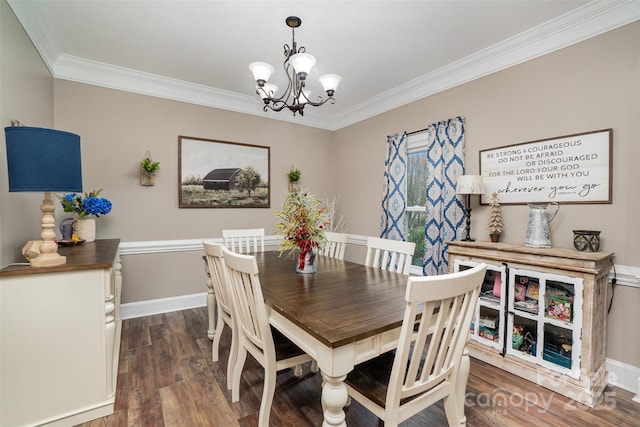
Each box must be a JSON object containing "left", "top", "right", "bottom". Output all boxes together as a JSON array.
[
  {"left": 423, "top": 117, "right": 465, "bottom": 275},
  {"left": 380, "top": 132, "right": 408, "bottom": 241}
]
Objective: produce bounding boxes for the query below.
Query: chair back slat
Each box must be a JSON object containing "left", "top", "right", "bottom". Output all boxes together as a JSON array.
[
  {"left": 223, "top": 228, "right": 265, "bottom": 253},
  {"left": 320, "top": 231, "right": 348, "bottom": 260},
  {"left": 387, "top": 263, "right": 486, "bottom": 407},
  {"left": 365, "top": 236, "right": 416, "bottom": 275},
  {"left": 221, "top": 247, "right": 273, "bottom": 357},
  {"left": 203, "top": 241, "right": 233, "bottom": 316}
]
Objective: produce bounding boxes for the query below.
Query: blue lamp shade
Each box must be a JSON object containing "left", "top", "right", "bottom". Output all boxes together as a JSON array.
[{"left": 5, "top": 126, "right": 82, "bottom": 192}]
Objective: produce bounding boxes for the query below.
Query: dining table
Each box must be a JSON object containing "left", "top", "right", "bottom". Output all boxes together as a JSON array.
[{"left": 243, "top": 251, "right": 470, "bottom": 427}]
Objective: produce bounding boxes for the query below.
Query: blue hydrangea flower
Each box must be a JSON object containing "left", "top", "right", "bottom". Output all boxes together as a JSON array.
[
  {"left": 58, "top": 190, "right": 112, "bottom": 217},
  {"left": 83, "top": 197, "right": 112, "bottom": 217}
]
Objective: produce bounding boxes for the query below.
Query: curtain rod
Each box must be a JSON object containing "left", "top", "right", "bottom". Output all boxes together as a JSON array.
[{"left": 407, "top": 127, "right": 429, "bottom": 136}]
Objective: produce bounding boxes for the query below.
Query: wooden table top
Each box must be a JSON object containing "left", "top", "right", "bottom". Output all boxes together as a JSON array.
[{"left": 254, "top": 251, "right": 409, "bottom": 349}]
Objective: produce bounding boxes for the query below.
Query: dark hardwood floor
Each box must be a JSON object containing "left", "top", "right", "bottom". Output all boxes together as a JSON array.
[{"left": 78, "top": 307, "right": 638, "bottom": 426}]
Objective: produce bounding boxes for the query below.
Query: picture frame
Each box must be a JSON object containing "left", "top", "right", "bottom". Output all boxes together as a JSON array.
[
  {"left": 479, "top": 129, "right": 612, "bottom": 205},
  {"left": 514, "top": 283, "right": 527, "bottom": 301},
  {"left": 526, "top": 282, "right": 540, "bottom": 300},
  {"left": 179, "top": 136, "right": 270, "bottom": 208}
]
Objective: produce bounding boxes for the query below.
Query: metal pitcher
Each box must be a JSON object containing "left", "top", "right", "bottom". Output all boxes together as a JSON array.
[
  {"left": 58, "top": 217, "right": 75, "bottom": 240},
  {"left": 524, "top": 202, "right": 559, "bottom": 248}
]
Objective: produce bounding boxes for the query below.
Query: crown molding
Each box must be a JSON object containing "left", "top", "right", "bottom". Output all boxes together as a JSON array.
[
  {"left": 9, "top": 1, "right": 639, "bottom": 131},
  {"left": 332, "top": 0, "right": 640, "bottom": 130},
  {"left": 52, "top": 54, "right": 335, "bottom": 130},
  {"left": 7, "top": 0, "right": 60, "bottom": 74}
]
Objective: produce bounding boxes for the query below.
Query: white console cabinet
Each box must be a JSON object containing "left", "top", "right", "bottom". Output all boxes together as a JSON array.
[
  {"left": 448, "top": 241, "right": 613, "bottom": 407},
  {"left": 0, "top": 239, "right": 121, "bottom": 426}
]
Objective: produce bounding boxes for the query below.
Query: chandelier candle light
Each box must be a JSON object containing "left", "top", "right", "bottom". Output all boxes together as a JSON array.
[
  {"left": 456, "top": 175, "right": 485, "bottom": 242},
  {"left": 249, "top": 16, "right": 341, "bottom": 116}
]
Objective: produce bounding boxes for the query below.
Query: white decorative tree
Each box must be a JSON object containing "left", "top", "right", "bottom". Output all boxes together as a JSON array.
[{"left": 488, "top": 192, "right": 504, "bottom": 242}]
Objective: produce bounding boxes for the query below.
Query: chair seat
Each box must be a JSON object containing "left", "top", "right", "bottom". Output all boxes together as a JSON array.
[
  {"left": 272, "top": 326, "right": 308, "bottom": 361},
  {"left": 345, "top": 350, "right": 395, "bottom": 408},
  {"left": 346, "top": 350, "right": 438, "bottom": 409}
]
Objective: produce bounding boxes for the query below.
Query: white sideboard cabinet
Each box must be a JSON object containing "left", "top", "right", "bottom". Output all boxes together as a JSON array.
[
  {"left": 0, "top": 239, "right": 122, "bottom": 426},
  {"left": 448, "top": 241, "right": 613, "bottom": 407}
]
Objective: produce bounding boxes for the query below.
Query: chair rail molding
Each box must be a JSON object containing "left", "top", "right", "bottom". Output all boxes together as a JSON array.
[{"left": 118, "top": 235, "right": 639, "bottom": 288}]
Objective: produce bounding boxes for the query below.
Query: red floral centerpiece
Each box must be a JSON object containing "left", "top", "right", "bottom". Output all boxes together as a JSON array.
[{"left": 274, "top": 189, "right": 329, "bottom": 273}]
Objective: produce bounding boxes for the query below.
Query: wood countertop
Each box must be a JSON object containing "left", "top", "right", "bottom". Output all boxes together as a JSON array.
[
  {"left": 447, "top": 240, "right": 614, "bottom": 274},
  {"left": 0, "top": 239, "right": 120, "bottom": 277}
]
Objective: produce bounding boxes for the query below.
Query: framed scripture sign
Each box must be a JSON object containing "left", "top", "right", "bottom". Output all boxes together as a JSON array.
[
  {"left": 479, "top": 129, "right": 612, "bottom": 205},
  {"left": 179, "top": 136, "right": 270, "bottom": 208}
]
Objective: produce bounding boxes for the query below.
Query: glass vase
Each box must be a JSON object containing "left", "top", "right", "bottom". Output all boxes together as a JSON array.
[{"left": 296, "top": 246, "right": 317, "bottom": 274}]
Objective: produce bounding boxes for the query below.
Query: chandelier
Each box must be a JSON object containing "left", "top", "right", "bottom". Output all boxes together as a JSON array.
[{"left": 249, "top": 16, "right": 341, "bottom": 116}]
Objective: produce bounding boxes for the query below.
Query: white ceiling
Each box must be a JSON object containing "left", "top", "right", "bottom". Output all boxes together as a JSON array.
[{"left": 8, "top": 1, "right": 639, "bottom": 130}]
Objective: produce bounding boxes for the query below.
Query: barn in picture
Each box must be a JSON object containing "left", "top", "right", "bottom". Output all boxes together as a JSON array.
[{"left": 202, "top": 168, "right": 241, "bottom": 191}]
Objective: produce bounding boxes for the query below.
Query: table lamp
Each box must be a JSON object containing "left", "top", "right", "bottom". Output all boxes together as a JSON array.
[
  {"left": 456, "top": 174, "right": 485, "bottom": 242},
  {"left": 5, "top": 126, "right": 82, "bottom": 267}
]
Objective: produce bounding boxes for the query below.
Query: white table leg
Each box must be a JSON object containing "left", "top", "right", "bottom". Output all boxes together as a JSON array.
[
  {"left": 321, "top": 372, "right": 349, "bottom": 427},
  {"left": 205, "top": 260, "right": 216, "bottom": 340}
]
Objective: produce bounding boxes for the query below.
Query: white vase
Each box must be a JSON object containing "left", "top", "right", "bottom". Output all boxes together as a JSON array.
[{"left": 73, "top": 216, "right": 96, "bottom": 242}]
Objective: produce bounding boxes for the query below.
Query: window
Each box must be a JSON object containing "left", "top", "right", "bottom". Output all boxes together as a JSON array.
[{"left": 406, "top": 133, "right": 429, "bottom": 272}]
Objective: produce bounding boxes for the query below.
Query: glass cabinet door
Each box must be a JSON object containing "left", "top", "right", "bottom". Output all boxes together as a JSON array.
[
  {"left": 454, "top": 259, "right": 506, "bottom": 351},
  {"left": 507, "top": 267, "right": 583, "bottom": 379}
]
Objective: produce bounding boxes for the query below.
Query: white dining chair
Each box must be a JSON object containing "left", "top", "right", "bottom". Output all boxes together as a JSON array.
[
  {"left": 222, "top": 228, "right": 265, "bottom": 253},
  {"left": 222, "top": 247, "right": 314, "bottom": 427},
  {"left": 202, "top": 241, "right": 237, "bottom": 391},
  {"left": 365, "top": 236, "right": 416, "bottom": 275},
  {"left": 320, "top": 231, "right": 348, "bottom": 260},
  {"left": 344, "top": 263, "right": 487, "bottom": 426}
]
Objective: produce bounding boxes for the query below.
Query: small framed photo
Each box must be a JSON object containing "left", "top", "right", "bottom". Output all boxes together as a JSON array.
[
  {"left": 514, "top": 283, "right": 527, "bottom": 301},
  {"left": 179, "top": 136, "right": 270, "bottom": 208},
  {"left": 526, "top": 282, "right": 540, "bottom": 300}
]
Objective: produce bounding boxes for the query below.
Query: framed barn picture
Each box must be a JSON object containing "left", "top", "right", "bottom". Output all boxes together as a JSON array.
[{"left": 178, "top": 136, "right": 270, "bottom": 208}]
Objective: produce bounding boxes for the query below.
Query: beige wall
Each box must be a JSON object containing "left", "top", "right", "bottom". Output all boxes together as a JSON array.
[
  {"left": 334, "top": 22, "right": 639, "bottom": 264},
  {"left": 333, "top": 22, "right": 639, "bottom": 366},
  {"left": 0, "top": 0, "right": 54, "bottom": 264},
  {"left": 53, "top": 81, "right": 334, "bottom": 302}
]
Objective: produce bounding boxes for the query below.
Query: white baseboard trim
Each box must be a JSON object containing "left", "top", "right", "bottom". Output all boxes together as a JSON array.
[
  {"left": 606, "top": 357, "right": 640, "bottom": 400},
  {"left": 121, "top": 292, "right": 207, "bottom": 319}
]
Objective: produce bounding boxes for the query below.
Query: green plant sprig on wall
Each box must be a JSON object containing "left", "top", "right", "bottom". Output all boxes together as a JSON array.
[
  {"left": 141, "top": 157, "right": 160, "bottom": 173},
  {"left": 288, "top": 166, "right": 301, "bottom": 182}
]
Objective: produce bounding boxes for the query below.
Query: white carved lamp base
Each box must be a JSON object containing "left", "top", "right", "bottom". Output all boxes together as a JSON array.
[{"left": 29, "top": 192, "right": 66, "bottom": 267}]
